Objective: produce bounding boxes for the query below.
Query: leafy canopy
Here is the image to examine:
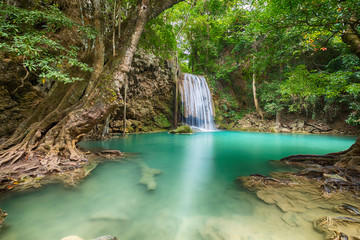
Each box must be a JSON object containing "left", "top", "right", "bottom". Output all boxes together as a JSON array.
[{"left": 0, "top": 3, "right": 94, "bottom": 83}]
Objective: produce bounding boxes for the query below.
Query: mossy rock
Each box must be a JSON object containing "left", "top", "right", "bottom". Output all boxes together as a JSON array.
[{"left": 169, "top": 125, "right": 193, "bottom": 134}]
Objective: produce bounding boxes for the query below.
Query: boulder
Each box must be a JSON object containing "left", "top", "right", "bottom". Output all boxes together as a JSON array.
[{"left": 169, "top": 125, "right": 193, "bottom": 134}]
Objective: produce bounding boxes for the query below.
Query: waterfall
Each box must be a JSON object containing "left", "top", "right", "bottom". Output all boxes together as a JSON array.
[{"left": 180, "top": 73, "right": 216, "bottom": 131}]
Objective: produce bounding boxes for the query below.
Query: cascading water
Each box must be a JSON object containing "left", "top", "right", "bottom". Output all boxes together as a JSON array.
[{"left": 180, "top": 73, "right": 216, "bottom": 131}]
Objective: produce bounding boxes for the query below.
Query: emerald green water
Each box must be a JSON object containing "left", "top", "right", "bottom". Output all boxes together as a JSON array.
[{"left": 0, "top": 131, "right": 356, "bottom": 240}]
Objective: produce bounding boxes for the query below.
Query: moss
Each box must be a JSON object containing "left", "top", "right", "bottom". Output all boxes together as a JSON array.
[
  {"left": 224, "top": 122, "right": 235, "bottom": 130},
  {"left": 153, "top": 113, "right": 172, "bottom": 129},
  {"left": 169, "top": 125, "right": 193, "bottom": 134}
]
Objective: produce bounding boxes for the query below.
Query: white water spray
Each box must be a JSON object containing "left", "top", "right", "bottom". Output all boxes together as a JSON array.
[{"left": 180, "top": 73, "right": 216, "bottom": 131}]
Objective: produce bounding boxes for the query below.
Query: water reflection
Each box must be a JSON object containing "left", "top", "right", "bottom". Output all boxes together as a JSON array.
[{"left": 178, "top": 133, "right": 214, "bottom": 216}]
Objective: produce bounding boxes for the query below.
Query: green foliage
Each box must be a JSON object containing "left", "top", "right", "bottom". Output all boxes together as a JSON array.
[
  {"left": 139, "top": 16, "right": 176, "bottom": 59},
  {"left": 159, "top": 0, "right": 360, "bottom": 126},
  {"left": 211, "top": 81, "right": 243, "bottom": 123},
  {"left": 279, "top": 65, "right": 320, "bottom": 114},
  {"left": 0, "top": 3, "right": 93, "bottom": 83},
  {"left": 259, "top": 81, "right": 284, "bottom": 115},
  {"left": 213, "top": 59, "right": 238, "bottom": 84},
  {"left": 153, "top": 113, "right": 172, "bottom": 129},
  {"left": 345, "top": 83, "right": 360, "bottom": 125},
  {"left": 258, "top": 63, "right": 360, "bottom": 124}
]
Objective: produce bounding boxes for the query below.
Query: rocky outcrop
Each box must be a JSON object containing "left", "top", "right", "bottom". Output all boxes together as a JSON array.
[
  {"left": 230, "top": 112, "right": 360, "bottom": 135},
  {"left": 111, "top": 50, "right": 174, "bottom": 134},
  {"left": 0, "top": 59, "right": 44, "bottom": 141}
]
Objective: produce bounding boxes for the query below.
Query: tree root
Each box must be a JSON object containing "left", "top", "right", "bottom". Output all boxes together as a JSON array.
[
  {"left": 0, "top": 146, "right": 26, "bottom": 166},
  {"left": 281, "top": 154, "right": 340, "bottom": 167}
]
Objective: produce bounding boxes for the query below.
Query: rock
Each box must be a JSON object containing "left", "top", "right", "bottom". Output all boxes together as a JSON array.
[
  {"left": 314, "top": 216, "right": 360, "bottom": 240},
  {"left": 297, "top": 120, "right": 305, "bottom": 128},
  {"left": 280, "top": 127, "right": 291, "bottom": 133},
  {"left": 168, "top": 125, "right": 193, "bottom": 134},
  {"left": 0, "top": 208, "right": 7, "bottom": 229},
  {"left": 282, "top": 212, "right": 301, "bottom": 227},
  {"left": 61, "top": 236, "right": 84, "bottom": 240},
  {"left": 61, "top": 235, "right": 118, "bottom": 240},
  {"left": 92, "top": 235, "right": 118, "bottom": 240},
  {"left": 98, "top": 150, "right": 123, "bottom": 157},
  {"left": 334, "top": 204, "right": 360, "bottom": 216},
  {"left": 323, "top": 173, "right": 347, "bottom": 182}
]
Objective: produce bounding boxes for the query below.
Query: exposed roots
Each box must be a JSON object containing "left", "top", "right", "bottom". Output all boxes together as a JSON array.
[{"left": 0, "top": 143, "right": 27, "bottom": 166}]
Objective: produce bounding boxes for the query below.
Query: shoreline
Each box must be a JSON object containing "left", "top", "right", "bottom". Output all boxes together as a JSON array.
[{"left": 1, "top": 130, "right": 357, "bottom": 195}]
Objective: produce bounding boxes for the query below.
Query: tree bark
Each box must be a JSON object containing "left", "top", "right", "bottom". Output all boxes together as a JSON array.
[
  {"left": 112, "top": 0, "right": 117, "bottom": 56},
  {"left": 173, "top": 53, "right": 179, "bottom": 129},
  {"left": 252, "top": 65, "right": 264, "bottom": 120},
  {"left": 275, "top": 111, "right": 282, "bottom": 127},
  {"left": 85, "top": 0, "right": 104, "bottom": 97},
  {"left": 123, "top": 76, "right": 128, "bottom": 136},
  {"left": 0, "top": 0, "right": 184, "bottom": 180}
]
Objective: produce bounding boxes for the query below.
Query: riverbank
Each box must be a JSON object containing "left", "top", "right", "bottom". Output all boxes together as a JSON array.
[
  {"left": 0, "top": 149, "right": 123, "bottom": 195},
  {"left": 224, "top": 112, "right": 360, "bottom": 136}
]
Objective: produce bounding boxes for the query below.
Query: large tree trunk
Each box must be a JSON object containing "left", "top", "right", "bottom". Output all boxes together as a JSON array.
[
  {"left": 123, "top": 76, "right": 128, "bottom": 136},
  {"left": 0, "top": 0, "right": 183, "bottom": 180},
  {"left": 173, "top": 52, "right": 179, "bottom": 128}
]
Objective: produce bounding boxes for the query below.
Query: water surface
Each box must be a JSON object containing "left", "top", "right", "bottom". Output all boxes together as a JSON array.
[{"left": 0, "top": 131, "right": 356, "bottom": 240}]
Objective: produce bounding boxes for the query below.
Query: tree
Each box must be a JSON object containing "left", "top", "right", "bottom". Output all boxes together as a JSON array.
[
  {"left": 0, "top": 0, "right": 183, "bottom": 179},
  {"left": 250, "top": 0, "right": 360, "bottom": 58}
]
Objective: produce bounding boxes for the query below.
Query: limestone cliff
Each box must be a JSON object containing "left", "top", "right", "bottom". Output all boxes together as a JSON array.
[{"left": 110, "top": 50, "right": 175, "bottom": 133}]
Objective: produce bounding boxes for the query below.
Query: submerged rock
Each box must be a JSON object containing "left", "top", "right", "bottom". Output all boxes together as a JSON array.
[
  {"left": 61, "top": 235, "right": 118, "bottom": 240},
  {"left": 237, "top": 171, "right": 360, "bottom": 239},
  {"left": 168, "top": 125, "right": 193, "bottom": 134},
  {"left": 61, "top": 236, "right": 84, "bottom": 240},
  {"left": 92, "top": 236, "right": 118, "bottom": 240}
]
